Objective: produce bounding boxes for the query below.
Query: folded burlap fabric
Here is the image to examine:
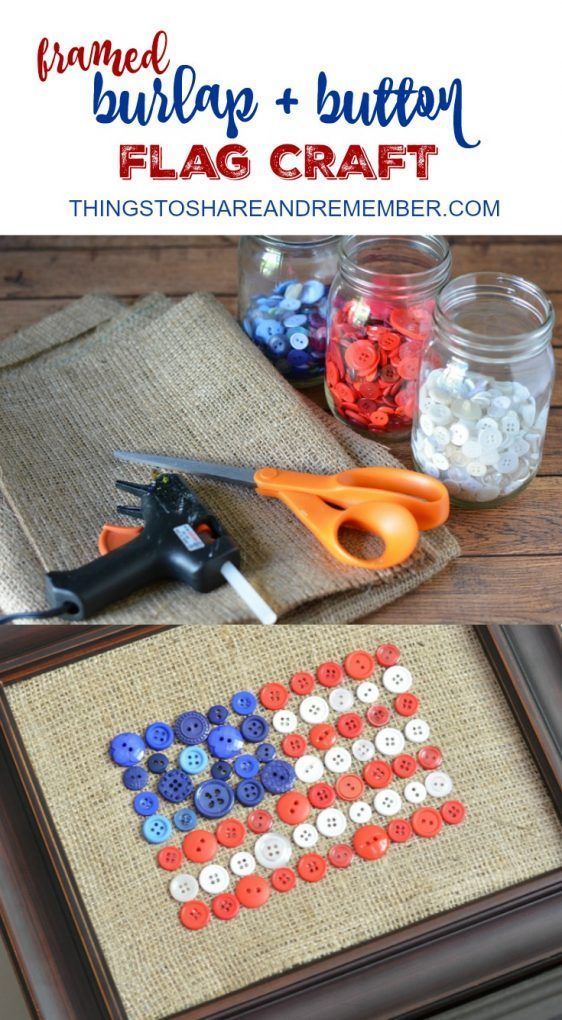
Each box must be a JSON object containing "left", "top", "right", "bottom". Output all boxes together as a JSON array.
[{"left": 0, "top": 293, "right": 459, "bottom": 622}]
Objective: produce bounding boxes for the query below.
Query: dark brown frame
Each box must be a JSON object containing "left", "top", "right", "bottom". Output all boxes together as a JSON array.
[{"left": 0, "top": 625, "right": 561, "bottom": 1020}]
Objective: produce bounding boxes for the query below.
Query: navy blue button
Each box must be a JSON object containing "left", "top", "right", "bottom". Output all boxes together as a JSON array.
[
  {"left": 174, "top": 711, "right": 210, "bottom": 745},
  {"left": 157, "top": 769, "right": 193, "bottom": 803},
  {"left": 256, "top": 743, "right": 276, "bottom": 763},
  {"left": 173, "top": 808, "right": 197, "bottom": 832},
  {"left": 145, "top": 721, "right": 173, "bottom": 750},
  {"left": 240, "top": 715, "right": 269, "bottom": 743},
  {"left": 208, "top": 704, "right": 229, "bottom": 724},
  {"left": 109, "top": 732, "right": 145, "bottom": 766},
  {"left": 193, "top": 779, "right": 234, "bottom": 819},
  {"left": 207, "top": 724, "right": 244, "bottom": 759},
  {"left": 261, "top": 759, "right": 296, "bottom": 794},
  {"left": 211, "top": 760, "right": 233, "bottom": 780},
  {"left": 133, "top": 791, "right": 159, "bottom": 816},
  {"left": 234, "top": 754, "right": 260, "bottom": 779},
  {"left": 147, "top": 753, "right": 168, "bottom": 774},
  {"left": 123, "top": 766, "right": 148, "bottom": 791},
  {"left": 235, "top": 778, "right": 265, "bottom": 806},
  {"left": 142, "top": 815, "right": 172, "bottom": 844},
  {"left": 231, "top": 691, "right": 258, "bottom": 715}
]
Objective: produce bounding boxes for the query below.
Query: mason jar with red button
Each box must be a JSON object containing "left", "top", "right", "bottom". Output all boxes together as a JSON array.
[{"left": 325, "top": 236, "right": 452, "bottom": 441}]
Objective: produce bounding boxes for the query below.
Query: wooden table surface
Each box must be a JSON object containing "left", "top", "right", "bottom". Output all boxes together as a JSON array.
[{"left": 0, "top": 235, "right": 560, "bottom": 623}]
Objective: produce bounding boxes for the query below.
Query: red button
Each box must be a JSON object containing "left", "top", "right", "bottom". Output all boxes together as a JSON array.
[
  {"left": 235, "top": 875, "right": 270, "bottom": 908},
  {"left": 387, "top": 818, "right": 412, "bottom": 843},
  {"left": 309, "top": 723, "right": 337, "bottom": 750},
  {"left": 276, "top": 791, "right": 310, "bottom": 825},
  {"left": 366, "top": 704, "right": 391, "bottom": 727},
  {"left": 336, "top": 713, "right": 364, "bottom": 739},
  {"left": 363, "top": 760, "right": 392, "bottom": 788},
  {"left": 441, "top": 800, "right": 466, "bottom": 825},
  {"left": 376, "top": 643, "right": 401, "bottom": 667},
  {"left": 316, "top": 661, "right": 343, "bottom": 687},
  {"left": 290, "top": 671, "right": 315, "bottom": 695},
  {"left": 417, "top": 746, "right": 443, "bottom": 770},
  {"left": 328, "top": 843, "right": 354, "bottom": 869},
  {"left": 335, "top": 773, "right": 365, "bottom": 801},
  {"left": 308, "top": 782, "right": 336, "bottom": 809},
  {"left": 394, "top": 693, "right": 420, "bottom": 717},
  {"left": 183, "top": 829, "right": 217, "bottom": 863},
  {"left": 344, "top": 650, "right": 375, "bottom": 679},
  {"left": 179, "top": 900, "right": 210, "bottom": 930},
  {"left": 392, "top": 754, "right": 417, "bottom": 779},
  {"left": 297, "top": 853, "right": 328, "bottom": 882},
  {"left": 271, "top": 867, "right": 297, "bottom": 892},
  {"left": 215, "top": 817, "right": 246, "bottom": 848},
  {"left": 212, "top": 893, "right": 240, "bottom": 920},
  {"left": 352, "top": 825, "right": 390, "bottom": 861},
  {"left": 282, "top": 733, "right": 307, "bottom": 758},
  {"left": 259, "top": 682, "right": 289, "bottom": 710},
  {"left": 411, "top": 807, "right": 443, "bottom": 838},
  {"left": 157, "top": 846, "right": 182, "bottom": 871},
  {"left": 345, "top": 339, "right": 378, "bottom": 375},
  {"left": 247, "top": 809, "right": 272, "bottom": 834}
]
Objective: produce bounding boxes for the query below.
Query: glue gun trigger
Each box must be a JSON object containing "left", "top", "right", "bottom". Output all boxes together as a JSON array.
[
  {"left": 116, "top": 504, "right": 144, "bottom": 519},
  {"left": 115, "top": 479, "right": 152, "bottom": 495}
]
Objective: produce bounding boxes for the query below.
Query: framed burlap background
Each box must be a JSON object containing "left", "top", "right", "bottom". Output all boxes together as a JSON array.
[{"left": 3, "top": 625, "right": 562, "bottom": 1020}]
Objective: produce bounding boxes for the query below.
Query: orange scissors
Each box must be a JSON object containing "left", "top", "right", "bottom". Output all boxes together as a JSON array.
[{"left": 111, "top": 450, "right": 449, "bottom": 570}]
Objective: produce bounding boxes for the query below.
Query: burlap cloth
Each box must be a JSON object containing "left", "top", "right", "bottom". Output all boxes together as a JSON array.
[
  {"left": 0, "top": 294, "right": 459, "bottom": 623},
  {"left": 5, "top": 625, "right": 562, "bottom": 1020}
]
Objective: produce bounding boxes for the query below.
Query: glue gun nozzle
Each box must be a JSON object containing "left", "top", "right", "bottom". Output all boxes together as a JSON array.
[{"left": 115, "top": 479, "right": 152, "bottom": 495}]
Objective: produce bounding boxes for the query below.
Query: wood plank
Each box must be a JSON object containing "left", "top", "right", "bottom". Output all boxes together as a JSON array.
[
  {"left": 0, "top": 236, "right": 235, "bottom": 251},
  {"left": 447, "top": 478, "right": 562, "bottom": 555},
  {"left": 541, "top": 409, "right": 562, "bottom": 473}
]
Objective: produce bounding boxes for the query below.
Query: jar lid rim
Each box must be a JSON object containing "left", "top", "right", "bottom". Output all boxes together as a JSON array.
[{"left": 435, "top": 271, "right": 555, "bottom": 347}]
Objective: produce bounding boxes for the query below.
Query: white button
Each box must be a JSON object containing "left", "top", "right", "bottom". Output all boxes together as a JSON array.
[
  {"left": 374, "top": 727, "right": 405, "bottom": 757},
  {"left": 324, "top": 746, "right": 352, "bottom": 773},
  {"left": 404, "top": 718, "right": 430, "bottom": 743},
  {"left": 352, "top": 738, "right": 375, "bottom": 762},
  {"left": 432, "top": 425, "right": 450, "bottom": 448},
  {"left": 169, "top": 873, "right": 199, "bottom": 902},
  {"left": 293, "top": 823, "right": 319, "bottom": 848},
  {"left": 329, "top": 687, "right": 355, "bottom": 713},
  {"left": 295, "top": 753, "right": 324, "bottom": 784},
  {"left": 254, "top": 832, "right": 292, "bottom": 869},
  {"left": 316, "top": 807, "right": 347, "bottom": 838},
  {"left": 425, "top": 770, "right": 453, "bottom": 798},
  {"left": 348, "top": 800, "right": 372, "bottom": 824},
  {"left": 229, "top": 851, "right": 256, "bottom": 876},
  {"left": 272, "top": 709, "right": 298, "bottom": 733},
  {"left": 198, "top": 864, "right": 230, "bottom": 894},
  {"left": 373, "top": 788, "right": 402, "bottom": 817},
  {"left": 299, "top": 695, "right": 329, "bottom": 724},
  {"left": 382, "top": 666, "right": 413, "bottom": 693},
  {"left": 356, "top": 681, "right": 379, "bottom": 704},
  {"left": 404, "top": 781, "right": 427, "bottom": 804},
  {"left": 450, "top": 421, "right": 469, "bottom": 445}
]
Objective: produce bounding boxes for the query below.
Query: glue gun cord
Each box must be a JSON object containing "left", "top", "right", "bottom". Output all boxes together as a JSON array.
[{"left": 0, "top": 606, "right": 68, "bottom": 625}]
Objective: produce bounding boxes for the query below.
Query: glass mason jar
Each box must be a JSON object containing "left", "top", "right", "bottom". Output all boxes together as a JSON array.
[
  {"left": 411, "top": 273, "right": 555, "bottom": 507},
  {"left": 325, "top": 236, "right": 452, "bottom": 440},
  {"left": 238, "top": 235, "right": 339, "bottom": 387}
]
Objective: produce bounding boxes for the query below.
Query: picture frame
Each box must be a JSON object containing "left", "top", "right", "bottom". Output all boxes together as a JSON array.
[{"left": 0, "top": 624, "right": 560, "bottom": 1020}]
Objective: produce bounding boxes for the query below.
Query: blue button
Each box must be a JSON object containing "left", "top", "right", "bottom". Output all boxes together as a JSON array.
[
  {"left": 269, "top": 336, "right": 290, "bottom": 358},
  {"left": 207, "top": 704, "right": 229, "bottom": 725},
  {"left": 211, "top": 760, "right": 233, "bottom": 780},
  {"left": 142, "top": 814, "right": 172, "bottom": 844},
  {"left": 284, "top": 314, "right": 308, "bottom": 329},
  {"left": 255, "top": 319, "right": 284, "bottom": 343},
  {"left": 173, "top": 808, "right": 197, "bottom": 832},
  {"left": 174, "top": 711, "right": 210, "bottom": 745},
  {"left": 279, "top": 297, "right": 302, "bottom": 312},
  {"left": 207, "top": 725, "right": 244, "bottom": 759},
  {"left": 287, "top": 349, "right": 309, "bottom": 368},
  {"left": 179, "top": 746, "right": 209, "bottom": 775},
  {"left": 261, "top": 759, "right": 296, "bottom": 794},
  {"left": 133, "top": 791, "right": 159, "bottom": 816},
  {"left": 240, "top": 715, "right": 269, "bottom": 743},
  {"left": 256, "top": 743, "right": 276, "bottom": 763},
  {"left": 235, "top": 778, "right": 265, "bottom": 806},
  {"left": 193, "top": 779, "right": 234, "bottom": 819},
  {"left": 233, "top": 754, "right": 260, "bottom": 779},
  {"left": 123, "top": 766, "right": 148, "bottom": 791},
  {"left": 230, "top": 691, "right": 258, "bottom": 716},
  {"left": 147, "top": 753, "right": 169, "bottom": 774},
  {"left": 109, "top": 732, "right": 145, "bottom": 766},
  {"left": 145, "top": 721, "right": 173, "bottom": 750},
  {"left": 301, "top": 280, "right": 326, "bottom": 304},
  {"left": 157, "top": 769, "right": 193, "bottom": 803}
]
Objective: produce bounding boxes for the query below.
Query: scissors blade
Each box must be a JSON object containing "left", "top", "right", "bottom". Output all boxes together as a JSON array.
[{"left": 113, "top": 450, "right": 257, "bottom": 487}]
